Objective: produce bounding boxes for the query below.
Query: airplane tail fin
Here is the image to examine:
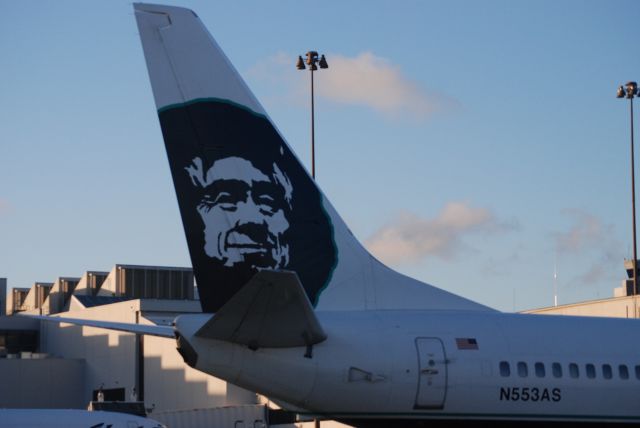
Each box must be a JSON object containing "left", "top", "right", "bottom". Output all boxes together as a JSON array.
[{"left": 133, "top": 4, "right": 493, "bottom": 313}]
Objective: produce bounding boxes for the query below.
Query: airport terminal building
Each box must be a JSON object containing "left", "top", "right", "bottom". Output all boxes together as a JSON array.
[{"left": 0, "top": 265, "right": 338, "bottom": 428}]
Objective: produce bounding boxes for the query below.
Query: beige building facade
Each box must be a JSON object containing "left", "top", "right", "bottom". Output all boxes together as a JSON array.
[
  {"left": 524, "top": 295, "right": 640, "bottom": 318},
  {"left": 2, "top": 265, "right": 350, "bottom": 427}
]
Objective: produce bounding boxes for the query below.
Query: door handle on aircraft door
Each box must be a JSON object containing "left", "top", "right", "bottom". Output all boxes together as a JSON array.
[{"left": 421, "top": 368, "right": 439, "bottom": 375}]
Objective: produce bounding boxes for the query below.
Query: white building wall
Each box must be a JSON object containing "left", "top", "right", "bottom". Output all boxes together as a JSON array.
[
  {"left": 524, "top": 295, "right": 640, "bottom": 318},
  {"left": 41, "top": 279, "right": 62, "bottom": 315},
  {"left": 40, "top": 300, "right": 241, "bottom": 413},
  {"left": 97, "top": 266, "right": 118, "bottom": 296},
  {"left": 73, "top": 273, "right": 91, "bottom": 296},
  {"left": 0, "top": 358, "right": 84, "bottom": 408},
  {"left": 41, "top": 302, "right": 139, "bottom": 406},
  {"left": 143, "top": 334, "right": 230, "bottom": 411},
  {"left": 21, "top": 287, "right": 37, "bottom": 313}
]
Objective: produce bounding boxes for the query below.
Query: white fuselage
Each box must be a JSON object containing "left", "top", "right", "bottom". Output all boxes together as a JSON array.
[
  {"left": 176, "top": 311, "right": 640, "bottom": 425},
  {"left": 0, "top": 409, "right": 165, "bottom": 428}
]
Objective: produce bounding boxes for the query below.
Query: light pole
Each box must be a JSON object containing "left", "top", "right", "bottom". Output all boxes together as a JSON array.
[
  {"left": 618, "top": 81, "right": 640, "bottom": 295},
  {"left": 296, "top": 51, "right": 328, "bottom": 179}
]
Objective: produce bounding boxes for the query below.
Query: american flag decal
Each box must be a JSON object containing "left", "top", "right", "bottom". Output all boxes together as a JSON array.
[{"left": 456, "top": 338, "right": 479, "bottom": 350}]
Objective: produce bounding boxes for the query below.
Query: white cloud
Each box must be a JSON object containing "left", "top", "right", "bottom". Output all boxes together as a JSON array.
[
  {"left": 318, "top": 52, "right": 455, "bottom": 120},
  {"left": 575, "top": 263, "right": 608, "bottom": 286},
  {"left": 481, "top": 243, "right": 525, "bottom": 278},
  {"left": 365, "top": 202, "right": 513, "bottom": 265},
  {"left": 247, "top": 51, "right": 457, "bottom": 121},
  {"left": 554, "top": 209, "right": 612, "bottom": 255},
  {"left": 553, "top": 209, "right": 621, "bottom": 287}
]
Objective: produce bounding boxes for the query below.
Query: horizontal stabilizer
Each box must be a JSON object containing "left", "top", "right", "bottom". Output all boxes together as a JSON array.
[
  {"left": 195, "top": 270, "right": 327, "bottom": 348},
  {"left": 26, "top": 315, "right": 175, "bottom": 338}
]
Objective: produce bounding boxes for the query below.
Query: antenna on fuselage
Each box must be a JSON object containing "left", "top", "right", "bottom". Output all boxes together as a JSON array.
[{"left": 553, "top": 259, "right": 558, "bottom": 307}]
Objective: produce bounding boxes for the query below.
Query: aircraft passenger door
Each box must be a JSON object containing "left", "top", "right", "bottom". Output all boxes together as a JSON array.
[{"left": 414, "top": 337, "right": 447, "bottom": 409}]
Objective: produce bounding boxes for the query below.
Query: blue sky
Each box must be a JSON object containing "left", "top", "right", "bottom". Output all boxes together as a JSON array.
[{"left": 1, "top": 1, "right": 639, "bottom": 311}]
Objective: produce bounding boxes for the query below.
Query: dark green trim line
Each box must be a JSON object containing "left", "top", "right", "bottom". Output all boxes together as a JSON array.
[
  {"left": 296, "top": 411, "right": 640, "bottom": 422},
  {"left": 312, "top": 195, "right": 339, "bottom": 308},
  {"left": 157, "top": 97, "right": 267, "bottom": 119}
]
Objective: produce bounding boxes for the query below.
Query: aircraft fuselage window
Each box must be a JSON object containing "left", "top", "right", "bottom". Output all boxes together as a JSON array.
[
  {"left": 517, "top": 362, "right": 528, "bottom": 378},
  {"left": 500, "top": 361, "right": 510, "bottom": 377},
  {"left": 619, "top": 364, "right": 629, "bottom": 379},
  {"left": 602, "top": 364, "right": 612, "bottom": 379},
  {"left": 496, "top": 360, "right": 636, "bottom": 382},
  {"left": 586, "top": 363, "right": 596, "bottom": 379},
  {"left": 569, "top": 363, "right": 579, "bottom": 378}
]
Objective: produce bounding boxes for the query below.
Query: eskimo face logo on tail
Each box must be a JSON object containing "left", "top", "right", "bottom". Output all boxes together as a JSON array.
[
  {"left": 159, "top": 100, "right": 337, "bottom": 312},
  {"left": 185, "top": 156, "right": 292, "bottom": 270}
]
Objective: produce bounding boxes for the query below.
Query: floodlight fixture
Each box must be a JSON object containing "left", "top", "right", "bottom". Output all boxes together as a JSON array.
[
  {"left": 296, "top": 51, "right": 329, "bottom": 179},
  {"left": 618, "top": 80, "right": 639, "bottom": 294}
]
